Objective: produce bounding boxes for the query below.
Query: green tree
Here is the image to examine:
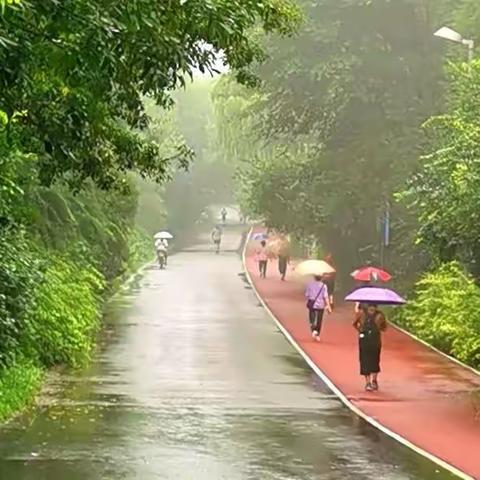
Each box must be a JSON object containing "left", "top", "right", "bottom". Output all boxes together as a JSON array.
[
  {"left": 399, "top": 61, "right": 480, "bottom": 275},
  {"left": 0, "top": 0, "right": 300, "bottom": 190},
  {"left": 215, "top": 0, "right": 454, "bottom": 278}
]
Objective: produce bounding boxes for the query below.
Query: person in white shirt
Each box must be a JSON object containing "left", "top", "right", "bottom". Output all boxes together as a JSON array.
[{"left": 155, "top": 238, "right": 168, "bottom": 265}]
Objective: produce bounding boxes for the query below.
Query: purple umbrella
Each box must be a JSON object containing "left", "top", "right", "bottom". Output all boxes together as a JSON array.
[
  {"left": 345, "top": 287, "right": 406, "bottom": 305},
  {"left": 251, "top": 232, "right": 268, "bottom": 241}
]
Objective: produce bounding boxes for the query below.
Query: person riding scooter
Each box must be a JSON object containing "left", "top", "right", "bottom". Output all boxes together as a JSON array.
[{"left": 155, "top": 240, "right": 168, "bottom": 269}]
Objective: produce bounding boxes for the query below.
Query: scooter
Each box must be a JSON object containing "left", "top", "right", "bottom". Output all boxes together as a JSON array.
[{"left": 157, "top": 250, "right": 167, "bottom": 269}]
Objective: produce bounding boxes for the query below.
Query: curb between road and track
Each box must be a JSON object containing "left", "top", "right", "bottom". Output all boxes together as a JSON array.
[{"left": 241, "top": 227, "right": 473, "bottom": 480}]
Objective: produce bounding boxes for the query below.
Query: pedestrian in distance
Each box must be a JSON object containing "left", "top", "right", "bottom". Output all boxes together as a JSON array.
[
  {"left": 221, "top": 207, "right": 227, "bottom": 225},
  {"left": 160, "top": 238, "right": 169, "bottom": 265},
  {"left": 255, "top": 240, "right": 269, "bottom": 278},
  {"left": 211, "top": 225, "right": 222, "bottom": 254},
  {"left": 353, "top": 303, "right": 387, "bottom": 391},
  {"left": 305, "top": 275, "right": 332, "bottom": 342},
  {"left": 278, "top": 253, "right": 290, "bottom": 281},
  {"left": 323, "top": 253, "right": 336, "bottom": 308},
  {"left": 155, "top": 242, "right": 167, "bottom": 269}
]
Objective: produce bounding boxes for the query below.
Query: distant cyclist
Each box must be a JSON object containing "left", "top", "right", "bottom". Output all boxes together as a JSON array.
[
  {"left": 211, "top": 225, "right": 222, "bottom": 254},
  {"left": 161, "top": 238, "right": 169, "bottom": 265},
  {"left": 155, "top": 241, "right": 167, "bottom": 269},
  {"left": 221, "top": 207, "right": 227, "bottom": 225}
]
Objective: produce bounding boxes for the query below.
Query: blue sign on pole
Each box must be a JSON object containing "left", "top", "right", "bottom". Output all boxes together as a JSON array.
[{"left": 384, "top": 203, "right": 390, "bottom": 247}]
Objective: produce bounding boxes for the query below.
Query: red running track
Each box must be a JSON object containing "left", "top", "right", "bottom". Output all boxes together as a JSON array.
[{"left": 244, "top": 251, "right": 480, "bottom": 479}]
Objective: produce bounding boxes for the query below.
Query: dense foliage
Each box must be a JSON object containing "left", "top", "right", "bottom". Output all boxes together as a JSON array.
[
  {"left": 210, "top": 0, "right": 480, "bottom": 368},
  {"left": 25, "top": 257, "right": 105, "bottom": 368},
  {"left": 214, "top": 0, "right": 452, "bottom": 281},
  {"left": 165, "top": 79, "right": 239, "bottom": 234},
  {"left": 399, "top": 61, "right": 480, "bottom": 275},
  {"left": 396, "top": 263, "right": 480, "bottom": 368},
  {"left": 0, "top": 0, "right": 299, "bottom": 419},
  {"left": 0, "top": 0, "right": 300, "bottom": 190}
]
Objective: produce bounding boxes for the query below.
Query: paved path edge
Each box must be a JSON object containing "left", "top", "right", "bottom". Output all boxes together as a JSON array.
[{"left": 242, "top": 227, "right": 473, "bottom": 480}]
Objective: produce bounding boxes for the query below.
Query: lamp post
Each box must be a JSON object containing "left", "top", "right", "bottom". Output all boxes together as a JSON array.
[
  {"left": 379, "top": 199, "right": 390, "bottom": 268},
  {"left": 434, "top": 26, "right": 474, "bottom": 62}
]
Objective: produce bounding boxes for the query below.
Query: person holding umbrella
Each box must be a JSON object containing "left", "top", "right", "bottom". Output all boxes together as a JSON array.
[
  {"left": 346, "top": 286, "right": 405, "bottom": 391},
  {"left": 295, "top": 260, "right": 335, "bottom": 341},
  {"left": 305, "top": 275, "right": 332, "bottom": 342},
  {"left": 353, "top": 304, "right": 387, "bottom": 391},
  {"left": 154, "top": 231, "right": 173, "bottom": 266},
  {"left": 278, "top": 252, "right": 290, "bottom": 281},
  {"left": 270, "top": 234, "right": 290, "bottom": 281}
]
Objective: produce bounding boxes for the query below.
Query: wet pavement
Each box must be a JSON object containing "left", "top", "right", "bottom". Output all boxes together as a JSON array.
[{"left": 0, "top": 227, "right": 458, "bottom": 479}]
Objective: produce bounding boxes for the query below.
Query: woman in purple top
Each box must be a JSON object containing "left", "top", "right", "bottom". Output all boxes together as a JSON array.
[{"left": 305, "top": 275, "right": 332, "bottom": 341}]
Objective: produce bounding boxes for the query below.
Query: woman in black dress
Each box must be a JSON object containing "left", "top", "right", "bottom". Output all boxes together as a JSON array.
[{"left": 353, "top": 304, "right": 387, "bottom": 391}]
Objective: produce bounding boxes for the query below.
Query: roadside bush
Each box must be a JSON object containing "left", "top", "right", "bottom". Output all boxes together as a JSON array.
[
  {"left": 24, "top": 257, "right": 105, "bottom": 368},
  {"left": 0, "top": 232, "right": 44, "bottom": 367},
  {"left": 128, "top": 228, "right": 153, "bottom": 271},
  {"left": 396, "top": 262, "right": 480, "bottom": 368},
  {"left": 0, "top": 360, "right": 43, "bottom": 422}
]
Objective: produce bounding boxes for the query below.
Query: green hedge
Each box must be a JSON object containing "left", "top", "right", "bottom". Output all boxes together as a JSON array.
[
  {"left": 23, "top": 256, "right": 105, "bottom": 368},
  {"left": 0, "top": 225, "right": 150, "bottom": 421},
  {"left": 0, "top": 360, "right": 43, "bottom": 422},
  {"left": 396, "top": 262, "right": 480, "bottom": 369}
]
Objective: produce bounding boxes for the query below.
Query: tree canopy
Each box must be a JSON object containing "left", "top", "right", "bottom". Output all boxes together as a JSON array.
[
  {"left": 214, "top": 0, "right": 453, "bottom": 277},
  {"left": 0, "top": 0, "right": 300, "bottom": 190}
]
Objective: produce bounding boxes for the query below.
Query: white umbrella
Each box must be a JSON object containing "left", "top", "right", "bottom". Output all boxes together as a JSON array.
[
  {"left": 154, "top": 231, "right": 173, "bottom": 240},
  {"left": 295, "top": 260, "right": 335, "bottom": 276}
]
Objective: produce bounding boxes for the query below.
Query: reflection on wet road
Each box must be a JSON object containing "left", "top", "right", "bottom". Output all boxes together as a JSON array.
[{"left": 0, "top": 228, "right": 457, "bottom": 479}]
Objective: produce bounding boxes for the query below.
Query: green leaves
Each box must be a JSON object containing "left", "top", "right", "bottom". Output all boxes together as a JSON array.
[
  {"left": 24, "top": 256, "right": 105, "bottom": 368},
  {"left": 0, "top": 0, "right": 299, "bottom": 190},
  {"left": 212, "top": 0, "right": 453, "bottom": 276},
  {"left": 0, "top": 233, "right": 43, "bottom": 367},
  {"left": 400, "top": 61, "right": 480, "bottom": 273},
  {"left": 396, "top": 262, "right": 480, "bottom": 368}
]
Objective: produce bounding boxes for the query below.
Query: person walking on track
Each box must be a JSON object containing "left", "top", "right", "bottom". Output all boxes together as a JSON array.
[
  {"left": 211, "top": 225, "right": 222, "bottom": 254},
  {"left": 353, "top": 304, "right": 387, "bottom": 391},
  {"left": 255, "top": 240, "right": 269, "bottom": 278},
  {"left": 305, "top": 275, "right": 332, "bottom": 341},
  {"left": 278, "top": 253, "right": 290, "bottom": 281}
]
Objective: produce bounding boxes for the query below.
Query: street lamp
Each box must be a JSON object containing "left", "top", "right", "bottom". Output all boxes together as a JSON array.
[{"left": 434, "top": 26, "right": 474, "bottom": 62}]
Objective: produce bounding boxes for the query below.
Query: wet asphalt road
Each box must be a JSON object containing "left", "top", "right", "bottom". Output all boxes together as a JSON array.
[{"left": 0, "top": 227, "right": 457, "bottom": 480}]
